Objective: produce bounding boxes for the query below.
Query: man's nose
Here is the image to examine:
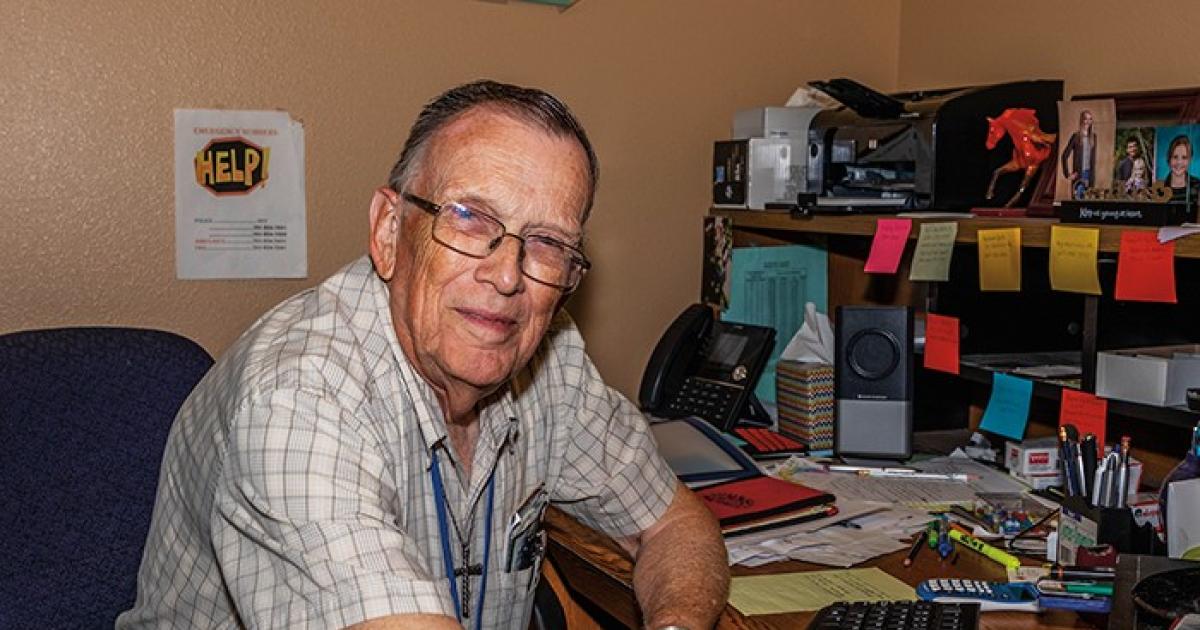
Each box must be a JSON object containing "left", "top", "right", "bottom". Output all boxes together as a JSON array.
[{"left": 475, "top": 234, "right": 524, "bottom": 295}]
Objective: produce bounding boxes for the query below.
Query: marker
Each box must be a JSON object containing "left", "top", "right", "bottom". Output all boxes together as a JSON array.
[
  {"left": 948, "top": 528, "right": 1021, "bottom": 569},
  {"left": 1037, "top": 580, "right": 1114, "bottom": 596},
  {"left": 904, "top": 530, "right": 927, "bottom": 567}
]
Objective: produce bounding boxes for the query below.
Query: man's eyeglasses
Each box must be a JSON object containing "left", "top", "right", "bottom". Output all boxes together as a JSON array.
[{"left": 401, "top": 192, "right": 591, "bottom": 292}]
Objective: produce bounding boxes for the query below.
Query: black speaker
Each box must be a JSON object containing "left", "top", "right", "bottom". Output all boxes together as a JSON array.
[{"left": 835, "top": 305, "right": 914, "bottom": 460}]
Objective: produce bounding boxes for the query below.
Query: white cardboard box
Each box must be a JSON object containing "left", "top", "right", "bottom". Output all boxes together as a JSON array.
[
  {"left": 1005, "top": 437, "right": 1060, "bottom": 475},
  {"left": 1095, "top": 344, "right": 1200, "bottom": 407}
]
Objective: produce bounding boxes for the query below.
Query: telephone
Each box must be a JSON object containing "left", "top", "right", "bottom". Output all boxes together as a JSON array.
[{"left": 639, "top": 304, "right": 776, "bottom": 432}]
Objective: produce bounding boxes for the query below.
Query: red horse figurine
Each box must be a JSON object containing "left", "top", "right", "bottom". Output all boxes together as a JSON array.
[{"left": 985, "top": 108, "right": 1057, "bottom": 207}]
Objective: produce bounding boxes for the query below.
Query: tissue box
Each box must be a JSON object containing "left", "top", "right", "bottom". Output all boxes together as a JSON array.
[
  {"left": 776, "top": 360, "right": 834, "bottom": 450},
  {"left": 1096, "top": 344, "right": 1200, "bottom": 407},
  {"left": 1005, "top": 437, "right": 1060, "bottom": 475}
]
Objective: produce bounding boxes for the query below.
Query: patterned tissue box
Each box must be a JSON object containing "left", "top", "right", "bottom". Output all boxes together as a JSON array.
[{"left": 776, "top": 360, "right": 834, "bottom": 451}]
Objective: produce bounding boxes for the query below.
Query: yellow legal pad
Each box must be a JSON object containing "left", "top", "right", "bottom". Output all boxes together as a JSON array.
[
  {"left": 1049, "top": 225, "right": 1102, "bottom": 295},
  {"left": 728, "top": 567, "right": 918, "bottom": 616}
]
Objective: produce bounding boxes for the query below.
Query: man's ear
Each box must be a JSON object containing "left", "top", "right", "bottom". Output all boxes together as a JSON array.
[{"left": 369, "top": 187, "right": 401, "bottom": 280}]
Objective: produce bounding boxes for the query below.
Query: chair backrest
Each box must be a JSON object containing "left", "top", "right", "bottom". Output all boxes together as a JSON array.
[{"left": 0, "top": 327, "right": 213, "bottom": 629}]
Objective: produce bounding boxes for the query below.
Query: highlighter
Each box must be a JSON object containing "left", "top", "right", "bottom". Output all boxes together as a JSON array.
[{"left": 947, "top": 528, "right": 1021, "bottom": 569}]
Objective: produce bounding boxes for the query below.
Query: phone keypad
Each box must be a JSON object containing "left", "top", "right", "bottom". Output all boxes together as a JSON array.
[{"left": 666, "top": 377, "right": 741, "bottom": 424}]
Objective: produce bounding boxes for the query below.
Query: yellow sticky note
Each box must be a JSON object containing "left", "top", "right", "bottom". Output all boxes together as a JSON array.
[
  {"left": 977, "top": 227, "right": 1022, "bottom": 291},
  {"left": 1049, "top": 225, "right": 1102, "bottom": 295},
  {"left": 729, "top": 568, "right": 917, "bottom": 616}
]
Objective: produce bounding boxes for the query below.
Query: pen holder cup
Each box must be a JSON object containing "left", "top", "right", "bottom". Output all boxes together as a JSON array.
[{"left": 1057, "top": 496, "right": 1165, "bottom": 563}]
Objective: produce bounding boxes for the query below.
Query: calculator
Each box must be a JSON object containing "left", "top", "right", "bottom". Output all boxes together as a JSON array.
[
  {"left": 916, "top": 579, "right": 1040, "bottom": 612},
  {"left": 805, "top": 600, "right": 979, "bottom": 630}
]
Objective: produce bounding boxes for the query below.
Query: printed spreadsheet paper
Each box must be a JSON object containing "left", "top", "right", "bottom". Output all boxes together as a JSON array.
[{"left": 729, "top": 567, "right": 916, "bottom": 615}]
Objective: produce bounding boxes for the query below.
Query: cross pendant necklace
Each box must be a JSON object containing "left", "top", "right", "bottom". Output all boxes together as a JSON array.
[{"left": 453, "top": 541, "right": 483, "bottom": 619}]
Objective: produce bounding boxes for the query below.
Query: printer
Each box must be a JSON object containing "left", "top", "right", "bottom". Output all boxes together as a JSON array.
[{"left": 805, "top": 78, "right": 1063, "bottom": 211}]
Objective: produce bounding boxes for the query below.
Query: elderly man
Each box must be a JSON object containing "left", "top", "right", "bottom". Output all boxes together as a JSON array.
[{"left": 118, "top": 80, "right": 729, "bottom": 630}]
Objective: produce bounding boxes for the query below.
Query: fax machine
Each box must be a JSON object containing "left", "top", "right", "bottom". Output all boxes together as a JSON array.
[{"left": 805, "top": 78, "right": 1063, "bottom": 211}]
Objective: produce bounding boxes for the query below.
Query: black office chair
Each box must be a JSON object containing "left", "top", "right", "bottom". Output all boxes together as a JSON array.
[{"left": 0, "top": 327, "right": 213, "bottom": 629}]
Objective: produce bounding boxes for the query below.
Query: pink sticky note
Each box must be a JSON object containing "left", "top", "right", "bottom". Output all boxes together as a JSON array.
[{"left": 864, "top": 218, "right": 913, "bottom": 274}]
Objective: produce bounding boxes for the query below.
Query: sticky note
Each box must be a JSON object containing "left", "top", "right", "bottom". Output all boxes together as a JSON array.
[
  {"left": 864, "top": 218, "right": 913, "bottom": 274},
  {"left": 1059, "top": 389, "right": 1107, "bottom": 457},
  {"left": 909, "top": 222, "right": 959, "bottom": 282},
  {"left": 923, "top": 313, "right": 960, "bottom": 375},
  {"left": 1049, "top": 225, "right": 1102, "bottom": 295},
  {"left": 979, "top": 372, "right": 1033, "bottom": 441},
  {"left": 1116, "top": 230, "right": 1177, "bottom": 303},
  {"left": 977, "top": 228, "right": 1022, "bottom": 291}
]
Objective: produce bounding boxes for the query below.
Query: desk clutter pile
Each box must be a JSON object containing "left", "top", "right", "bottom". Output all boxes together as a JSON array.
[{"left": 651, "top": 416, "right": 1190, "bottom": 623}]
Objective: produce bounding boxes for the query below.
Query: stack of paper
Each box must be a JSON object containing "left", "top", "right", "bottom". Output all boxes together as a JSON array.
[{"left": 724, "top": 500, "right": 928, "bottom": 568}]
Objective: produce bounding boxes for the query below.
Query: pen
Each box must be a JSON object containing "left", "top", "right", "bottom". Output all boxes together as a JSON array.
[
  {"left": 1066, "top": 425, "right": 1087, "bottom": 497},
  {"left": 1048, "top": 566, "right": 1116, "bottom": 581},
  {"left": 1059, "top": 427, "right": 1078, "bottom": 496},
  {"left": 1113, "top": 434, "right": 1123, "bottom": 508},
  {"left": 856, "top": 470, "right": 971, "bottom": 482},
  {"left": 1081, "top": 434, "right": 1097, "bottom": 500},
  {"left": 1092, "top": 457, "right": 1109, "bottom": 507},
  {"left": 948, "top": 528, "right": 1021, "bottom": 569},
  {"left": 904, "top": 529, "right": 928, "bottom": 567}
]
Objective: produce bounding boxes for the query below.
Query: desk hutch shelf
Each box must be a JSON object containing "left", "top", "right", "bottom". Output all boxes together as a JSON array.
[{"left": 712, "top": 208, "right": 1200, "bottom": 484}]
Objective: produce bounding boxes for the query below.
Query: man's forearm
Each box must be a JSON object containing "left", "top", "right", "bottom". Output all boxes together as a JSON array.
[{"left": 631, "top": 484, "right": 730, "bottom": 630}]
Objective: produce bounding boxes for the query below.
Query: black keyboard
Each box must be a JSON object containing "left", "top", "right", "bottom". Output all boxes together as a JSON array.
[{"left": 806, "top": 600, "right": 979, "bottom": 630}]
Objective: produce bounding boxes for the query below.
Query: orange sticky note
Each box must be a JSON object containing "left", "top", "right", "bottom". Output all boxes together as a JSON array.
[
  {"left": 1115, "top": 230, "right": 1177, "bottom": 303},
  {"left": 864, "top": 218, "right": 913, "bottom": 274},
  {"left": 1059, "top": 389, "right": 1107, "bottom": 457},
  {"left": 1049, "top": 225, "right": 1102, "bottom": 295},
  {"left": 924, "top": 313, "right": 960, "bottom": 375},
  {"left": 977, "top": 228, "right": 1022, "bottom": 291}
]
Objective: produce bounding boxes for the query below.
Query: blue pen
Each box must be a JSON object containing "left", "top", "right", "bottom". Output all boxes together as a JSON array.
[{"left": 1038, "top": 594, "right": 1111, "bottom": 614}]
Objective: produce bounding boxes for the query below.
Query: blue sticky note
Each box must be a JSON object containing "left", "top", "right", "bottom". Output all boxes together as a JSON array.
[{"left": 979, "top": 372, "right": 1033, "bottom": 441}]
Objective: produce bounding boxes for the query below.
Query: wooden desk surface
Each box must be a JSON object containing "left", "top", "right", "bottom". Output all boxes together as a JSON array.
[{"left": 545, "top": 508, "right": 1099, "bottom": 630}]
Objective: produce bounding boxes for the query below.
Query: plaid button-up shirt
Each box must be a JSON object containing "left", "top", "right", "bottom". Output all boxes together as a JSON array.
[{"left": 118, "top": 256, "right": 676, "bottom": 629}]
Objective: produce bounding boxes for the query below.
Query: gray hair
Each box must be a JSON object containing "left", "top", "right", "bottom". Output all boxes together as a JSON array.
[{"left": 387, "top": 80, "right": 599, "bottom": 223}]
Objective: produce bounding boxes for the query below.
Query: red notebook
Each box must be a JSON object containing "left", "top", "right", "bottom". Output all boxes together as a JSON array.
[{"left": 695, "top": 475, "right": 836, "bottom": 528}]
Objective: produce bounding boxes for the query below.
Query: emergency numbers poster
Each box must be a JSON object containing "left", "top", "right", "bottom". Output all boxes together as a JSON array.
[{"left": 174, "top": 109, "right": 307, "bottom": 279}]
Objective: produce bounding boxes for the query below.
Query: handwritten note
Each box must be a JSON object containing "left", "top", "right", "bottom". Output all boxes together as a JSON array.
[
  {"left": 1059, "top": 389, "right": 1108, "bottom": 457},
  {"left": 864, "top": 218, "right": 913, "bottom": 274},
  {"left": 909, "top": 222, "right": 959, "bottom": 282},
  {"left": 924, "top": 313, "right": 960, "bottom": 374},
  {"left": 729, "top": 568, "right": 916, "bottom": 615},
  {"left": 1049, "top": 225, "right": 1102, "bottom": 295},
  {"left": 979, "top": 372, "right": 1033, "bottom": 441},
  {"left": 1116, "top": 230, "right": 1177, "bottom": 303},
  {"left": 977, "top": 228, "right": 1022, "bottom": 291}
]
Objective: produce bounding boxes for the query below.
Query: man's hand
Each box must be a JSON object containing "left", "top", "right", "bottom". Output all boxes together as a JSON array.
[{"left": 619, "top": 482, "right": 729, "bottom": 630}]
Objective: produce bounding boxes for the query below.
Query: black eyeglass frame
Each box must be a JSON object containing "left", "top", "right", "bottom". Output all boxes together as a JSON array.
[{"left": 400, "top": 191, "right": 591, "bottom": 292}]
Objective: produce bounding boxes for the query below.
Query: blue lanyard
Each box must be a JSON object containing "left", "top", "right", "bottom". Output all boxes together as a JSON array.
[{"left": 430, "top": 447, "right": 495, "bottom": 629}]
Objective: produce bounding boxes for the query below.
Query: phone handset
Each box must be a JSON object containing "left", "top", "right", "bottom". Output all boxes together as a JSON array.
[{"left": 638, "top": 304, "right": 714, "bottom": 414}]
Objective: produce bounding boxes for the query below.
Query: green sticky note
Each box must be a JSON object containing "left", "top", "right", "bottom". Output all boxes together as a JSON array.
[
  {"left": 980, "top": 372, "right": 1033, "bottom": 441},
  {"left": 909, "top": 222, "right": 959, "bottom": 282}
]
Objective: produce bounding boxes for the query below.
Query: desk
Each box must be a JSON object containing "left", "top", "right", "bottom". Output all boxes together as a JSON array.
[{"left": 545, "top": 507, "right": 1097, "bottom": 630}]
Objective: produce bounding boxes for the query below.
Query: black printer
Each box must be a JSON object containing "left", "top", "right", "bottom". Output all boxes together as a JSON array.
[{"left": 805, "top": 78, "right": 1063, "bottom": 211}]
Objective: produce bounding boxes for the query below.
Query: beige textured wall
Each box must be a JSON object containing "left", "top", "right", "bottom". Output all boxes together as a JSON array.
[
  {"left": 898, "top": 0, "right": 1200, "bottom": 95},
  {"left": 1, "top": 1, "right": 900, "bottom": 396}
]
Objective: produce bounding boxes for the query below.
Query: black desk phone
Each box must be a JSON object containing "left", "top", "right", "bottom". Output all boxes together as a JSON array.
[{"left": 638, "top": 304, "right": 776, "bottom": 432}]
